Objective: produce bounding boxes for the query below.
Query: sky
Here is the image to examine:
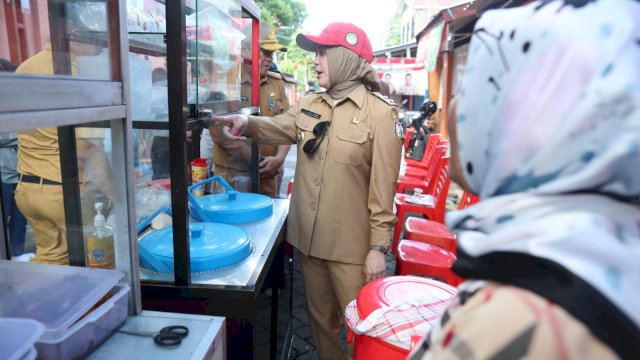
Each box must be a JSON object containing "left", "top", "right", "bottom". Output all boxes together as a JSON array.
[{"left": 299, "top": 0, "right": 398, "bottom": 51}]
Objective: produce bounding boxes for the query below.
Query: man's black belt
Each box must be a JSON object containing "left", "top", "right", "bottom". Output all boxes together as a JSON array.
[{"left": 20, "top": 175, "right": 62, "bottom": 185}]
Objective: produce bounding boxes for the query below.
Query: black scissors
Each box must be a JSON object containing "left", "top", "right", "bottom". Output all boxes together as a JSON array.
[{"left": 118, "top": 325, "right": 189, "bottom": 347}]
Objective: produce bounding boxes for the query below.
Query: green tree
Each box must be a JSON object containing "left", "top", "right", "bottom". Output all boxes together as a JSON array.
[
  {"left": 254, "top": 0, "right": 307, "bottom": 39},
  {"left": 254, "top": 0, "right": 311, "bottom": 93},
  {"left": 384, "top": 17, "right": 401, "bottom": 47}
]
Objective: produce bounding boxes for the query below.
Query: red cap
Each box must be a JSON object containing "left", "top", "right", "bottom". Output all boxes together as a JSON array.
[
  {"left": 296, "top": 22, "right": 373, "bottom": 63},
  {"left": 191, "top": 157, "right": 207, "bottom": 167}
]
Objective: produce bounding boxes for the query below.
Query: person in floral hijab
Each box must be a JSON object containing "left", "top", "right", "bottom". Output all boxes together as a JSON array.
[{"left": 410, "top": 0, "right": 640, "bottom": 358}]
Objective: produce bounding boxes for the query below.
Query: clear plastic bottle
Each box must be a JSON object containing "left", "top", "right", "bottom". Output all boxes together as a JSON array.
[
  {"left": 412, "top": 188, "right": 423, "bottom": 203},
  {"left": 85, "top": 202, "right": 115, "bottom": 269}
]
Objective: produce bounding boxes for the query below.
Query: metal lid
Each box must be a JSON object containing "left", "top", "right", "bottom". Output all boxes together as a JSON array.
[
  {"left": 139, "top": 222, "right": 252, "bottom": 273},
  {"left": 190, "top": 191, "right": 273, "bottom": 224}
]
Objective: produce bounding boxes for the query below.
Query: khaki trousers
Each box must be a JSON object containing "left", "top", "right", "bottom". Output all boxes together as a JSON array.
[
  {"left": 299, "top": 252, "right": 365, "bottom": 360},
  {"left": 15, "top": 181, "right": 68, "bottom": 265}
]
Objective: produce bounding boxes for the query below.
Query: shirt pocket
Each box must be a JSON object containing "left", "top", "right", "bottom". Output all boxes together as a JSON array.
[
  {"left": 276, "top": 102, "right": 285, "bottom": 114},
  {"left": 333, "top": 128, "right": 369, "bottom": 166},
  {"left": 268, "top": 93, "right": 286, "bottom": 114},
  {"left": 295, "top": 117, "right": 317, "bottom": 147}
]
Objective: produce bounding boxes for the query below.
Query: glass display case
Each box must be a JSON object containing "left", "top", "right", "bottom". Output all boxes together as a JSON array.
[
  {"left": 0, "top": 0, "right": 139, "bottom": 311},
  {"left": 1, "top": 1, "right": 288, "bottom": 357},
  {"left": 122, "top": 0, "right": 266, "bottom": 284}
]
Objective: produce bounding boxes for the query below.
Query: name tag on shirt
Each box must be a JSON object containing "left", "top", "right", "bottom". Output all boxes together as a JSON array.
[{"left": 301, "top": 109, "right": 321, "bottom": 119}]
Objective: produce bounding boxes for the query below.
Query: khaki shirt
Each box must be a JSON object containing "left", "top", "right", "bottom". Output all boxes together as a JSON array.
[
  {"left": 247, "top": 84, "right": 403, "bottom": 264},
  {"left": 258, "top": 71, "right": 290, "bottom": 157},
  {"left": 214, "top": 71, "right": 289, "bottom": 196},
  {"left": 15, "top": 43, "right": 103, "bottom": 183}
]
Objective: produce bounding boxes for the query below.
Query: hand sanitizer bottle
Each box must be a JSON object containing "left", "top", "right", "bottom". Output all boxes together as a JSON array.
[{"left": 85, "top": 202, "right": 115, "bottom": 269}]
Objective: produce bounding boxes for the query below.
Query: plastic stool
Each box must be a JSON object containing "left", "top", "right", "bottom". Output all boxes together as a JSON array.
[
  {"left": 395, "top": 240, "right": 463, "bottom": 286},
  {"left": 404, "top": 217, "right": 457, "bottom": 253}
]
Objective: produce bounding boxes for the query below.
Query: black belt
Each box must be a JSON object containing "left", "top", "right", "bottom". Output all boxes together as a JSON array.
[{"left": 20, "top": 175, "right": 62, "bottom": 185}]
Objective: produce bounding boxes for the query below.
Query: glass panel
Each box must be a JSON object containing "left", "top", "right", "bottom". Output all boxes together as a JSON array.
[
  {"left": 76, "top": 123, "right": 116, "bottom": 268},
  {"left": 0, "top": 0, "right": 112, "bottom": 80},
  {"left": 0, "top": 130, "right": 28, "bottom": 259},
  {"left": 2, "top": 120, "right": 122, "bottom": 268},
  {"left": 126, "top": 0, "right": 167, "bottom": 122},
  {"left": 188, "top": 0, "right": 243, "bottom": 113},
  {"left": 132, "top": 128, "right": 171, "bottom": 226},
  {"left": 132, "top": 128, "right": 170, "bottom": 184},
  {"left": 239, "top": 15, "right": 254, "bottom": 108}
]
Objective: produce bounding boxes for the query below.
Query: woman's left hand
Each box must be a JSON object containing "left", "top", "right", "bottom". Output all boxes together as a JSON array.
[{"left": 364, "top": 250, "right": 386, "bottom": 283}]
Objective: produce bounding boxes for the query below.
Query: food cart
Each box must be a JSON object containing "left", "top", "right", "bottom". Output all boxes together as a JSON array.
[{"left": 0, "top": 1, "right": 289, "bottom": 359}]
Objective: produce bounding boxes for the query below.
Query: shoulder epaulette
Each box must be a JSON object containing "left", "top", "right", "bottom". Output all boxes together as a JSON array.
[
  {"left": 370, "top": 91, "right": 397, "bottom": 106},
  {"left": 266, "top": 71, "right": 282, "bottom": 80}
]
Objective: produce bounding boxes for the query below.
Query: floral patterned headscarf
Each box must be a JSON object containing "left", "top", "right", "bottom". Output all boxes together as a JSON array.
[{"left": 449, "top": 0, "right": 640, "bottom": 329}]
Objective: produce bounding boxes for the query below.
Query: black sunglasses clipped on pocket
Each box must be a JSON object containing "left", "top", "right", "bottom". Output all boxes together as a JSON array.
[{"left": 303, "top": 121, "right": 330, "bottom": 155}]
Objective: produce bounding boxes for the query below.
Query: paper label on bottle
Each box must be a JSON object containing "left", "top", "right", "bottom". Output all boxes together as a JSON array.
[
  {"left": 86, "top": 235, "right": 115, "bottom": 269},
  {"left": 191, "top": 165, "right": 207, "bottom": 197}
]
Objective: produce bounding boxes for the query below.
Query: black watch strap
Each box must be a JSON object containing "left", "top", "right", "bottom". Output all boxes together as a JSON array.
[{"left": 370, "top": 245, "right": 388, "bottom": 253}]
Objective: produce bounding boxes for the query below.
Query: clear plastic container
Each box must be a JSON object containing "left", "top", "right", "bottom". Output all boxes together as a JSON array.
[
  {"left": 0, "top": 318, "right": 45, "bottom": 360},
  {"left": 36, "top": 283, "right": 130, "bottom": 360},
  {"left": 0, "top": 261, "right": 128, "bottom": 360}
]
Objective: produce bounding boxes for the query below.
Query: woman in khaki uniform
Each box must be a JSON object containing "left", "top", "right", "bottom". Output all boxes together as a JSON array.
[
  {"left": 210, "top": 25, "right": 291, "bottom": 197},
  {"left": 212, "top": 22, "right": 404, "bottom": 359}
]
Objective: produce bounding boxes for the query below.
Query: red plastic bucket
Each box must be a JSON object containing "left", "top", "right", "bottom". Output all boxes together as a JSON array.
[
  {"left": 348, "top": 276, "right": 457, "bottom": 360},
  {"left": 351, "top": 331, "right": 411, "bottom": 360}
]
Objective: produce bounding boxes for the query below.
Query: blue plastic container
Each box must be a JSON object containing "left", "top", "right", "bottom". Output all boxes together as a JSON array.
[
  {"left": 188, "top": 176, "right": 273, "bottom": 224},
  {"left": 138, "top": 222, "right": 252, "bottom": 273}
]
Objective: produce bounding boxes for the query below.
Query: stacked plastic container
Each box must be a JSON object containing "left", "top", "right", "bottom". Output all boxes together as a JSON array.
[
  {"left": 0, "top": 318, "right": 44, "bottom": 360},
  {"left": 0, "top": 261, "right": 130, "bottom": 360}
]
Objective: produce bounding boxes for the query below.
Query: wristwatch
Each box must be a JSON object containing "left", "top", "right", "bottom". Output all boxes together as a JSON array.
[{"left": 370, "top": 244, "right": 389, "bottom": 254}]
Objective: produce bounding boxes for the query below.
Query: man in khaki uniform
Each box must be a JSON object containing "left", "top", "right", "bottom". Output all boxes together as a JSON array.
[
  {"left": 210, "top": 24, "right": 291, "bottom": 197},
  {"left": 14, "top": 41, "right": 113, "bottom": 265},
  {"left": 211, "top": 22, "right": 403, "bottom": 359}
]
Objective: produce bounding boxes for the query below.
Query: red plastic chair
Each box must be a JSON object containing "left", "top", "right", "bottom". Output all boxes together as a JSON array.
[
  {"left": 395, "top": 240, "right": 463, "bottom": 286},
  {"left": 402, "top": 143, "right": 448, "bottom": 180},
  {"left": 287, "top": 178, "right": 294, "bottom": 197},
  {"left": 392, "top": 158, "right": 451, "bottom": 253},
  {"left": 396, "top": 146, "right": 448, "bottom": 195},
  {"left": 404, "top": 192, "right": 480, "bottom": 254},
  {"left": 404, "top": 219, "right": 457, "bottom": 253},
  {"left": 404, "top": 133, "right": 441, "bottom": 169},
  {"left": 402, "top": 128, "right": 414, "bottom": 151},
  {"left": 406, "top": 138, "right": 448, "bottom": 169}
]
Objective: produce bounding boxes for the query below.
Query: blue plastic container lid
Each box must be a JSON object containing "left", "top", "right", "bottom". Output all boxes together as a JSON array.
[
  {"left": 0, "top": 318, "right": 45, "bottom": 360},
  {"left": 0, "top": 261, "right": 124, "bottom": 338},
  {"left": 191, "top": 191, "right": 273, "bottom": 224},
  {"left": 139, "top": 222, "right": 252, "bottom": 272}
]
